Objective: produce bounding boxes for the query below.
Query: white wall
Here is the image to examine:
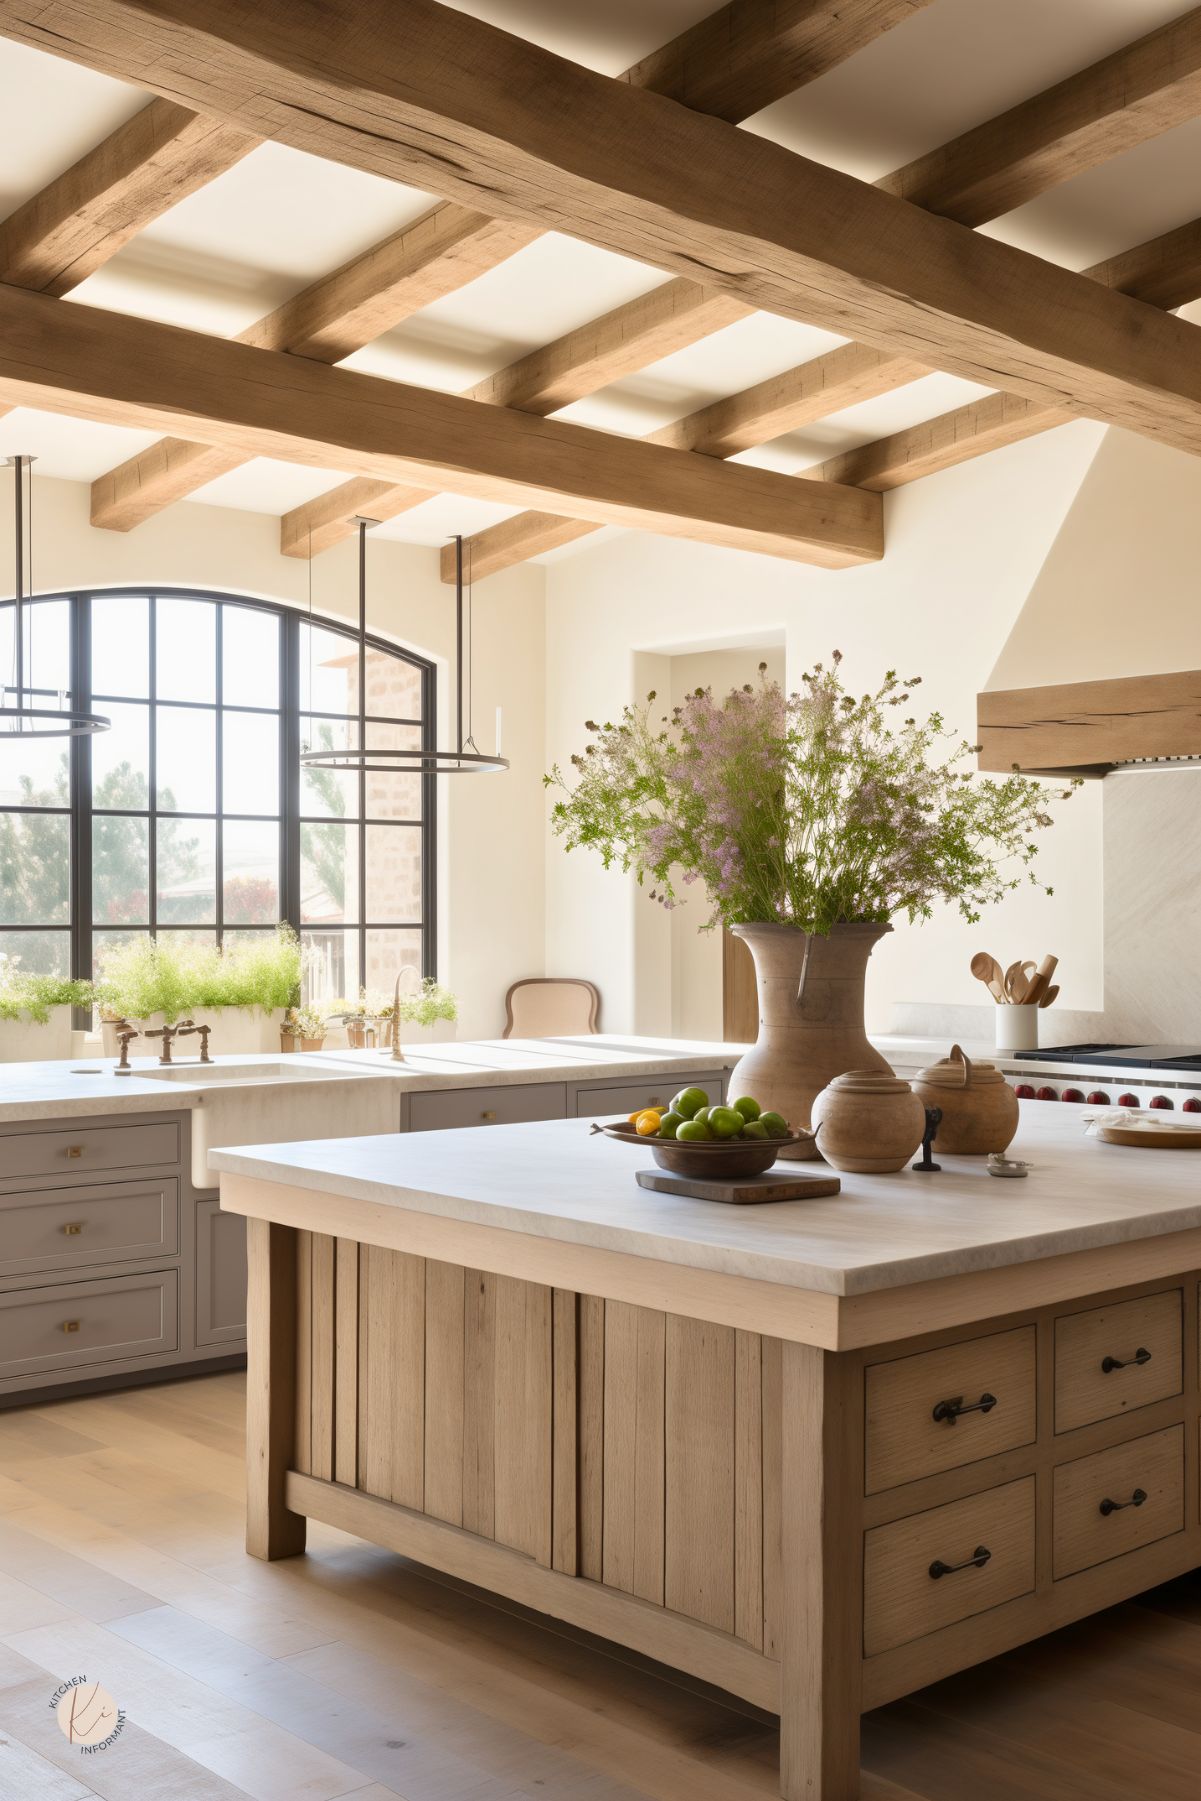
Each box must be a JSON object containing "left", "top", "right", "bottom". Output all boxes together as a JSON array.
[
  {"left": 545, "top": 420, "right": 1108, "bottom": 1036},
  {"left": 2, "top": 476, "right": 547, "bottom": 1041}
]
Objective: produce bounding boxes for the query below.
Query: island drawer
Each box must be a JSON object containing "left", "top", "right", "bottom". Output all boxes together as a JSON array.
[
  {"left": 0, "top": 1120, "right": 181, "bottom": 1186},
  {"left": 408, "top": 1083, "right": 567, "bottom": 1133},
  {"left": 863, "top": 1476, "right": 1035, "bottom": 1657},
  {"left": 575, "top": 1071, "right": 727, "bottom": 1120},
  {"left": 865, "top": 1326, "right": 1036, "bottom": 1494},
  {"left": 1052, "top": 1425, "right": 1183, "bottom": 1579},
  {"left": 1054, "top": 1289, "right": 1182, "bottom": 1433},
  {"left": 0, "top": 1180, "right": 180, "bottom": 1279},
  {"left": 0, "top": 1269, "right": 178, "bottom": 1382}
]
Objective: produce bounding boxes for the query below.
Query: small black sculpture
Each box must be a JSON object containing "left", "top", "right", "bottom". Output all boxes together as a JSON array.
[{"left": 912, "top": 1106, "right": 942, "bottom": 1172}]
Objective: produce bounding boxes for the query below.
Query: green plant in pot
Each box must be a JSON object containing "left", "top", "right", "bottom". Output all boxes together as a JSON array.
[
  {"left": 0, "top": 958, "right": 94, "bottom": 1062},
  {"left": 382, "top": 976, "right": 458, "bottom": 1052},
  {"left": 282, "top": 1004, "right": 327, "bottom": 1051},
  {"left": 546, "top": 653, "right": 1076, "bottom": 1143},
  {"left": 95, "top": 925, "right": 301, "bottom": 1054}
]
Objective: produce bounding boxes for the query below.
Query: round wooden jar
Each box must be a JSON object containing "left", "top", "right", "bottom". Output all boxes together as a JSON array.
[
  {"left": 810, "top": 1070, "right": 925, "bottom": 1173},
  {"left": 912, "top": 1042, "right": 1019, "bottom": 1154}
]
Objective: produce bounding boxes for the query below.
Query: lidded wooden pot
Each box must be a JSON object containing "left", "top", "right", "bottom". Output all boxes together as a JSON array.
[
  {"left": 810, "top": 1070, "right": 925, "bottom": 1174},
  {"left": 912, "top": 1043, "right": 1019, "bottom": 1154}
]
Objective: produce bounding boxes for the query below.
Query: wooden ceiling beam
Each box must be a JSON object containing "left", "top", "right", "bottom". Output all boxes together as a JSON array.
[
  {"left": 0, "top": 283, "right": 881, "bottom": 568},
  {"left": 618, "top": 0, "right": 935, "bottom": 124},
  {"left": 0, "top": 97, "right": 257, "bottom": 295},
  {"left": 86, "top": 0, "right": 899, "bottom": 538},
  {"left": 877, "top": 3, "right": 1201, "bottom": 226},
  {"left": 813, "top": 218, "right": 1201, "bottom": 492},
  {"left": 90, "top": 208, "right": 539, "bottom": 529},
  {"left": 286, "top": 1, "right": 1201, "bottom": 563},
  {"left": 7, "top": 1, "right": 1201, "bottom": 444},
  {"left": 451, "top": 216, "right": 1201, "bottom": 579}
]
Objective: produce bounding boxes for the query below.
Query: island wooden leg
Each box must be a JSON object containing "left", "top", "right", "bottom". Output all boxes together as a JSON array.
[
  {"left": 245, "top": 1217, "right": 307, "bottom": 1560},
  {"left": 779, "top": 1340, "right": 863, "bottom": 1800}
]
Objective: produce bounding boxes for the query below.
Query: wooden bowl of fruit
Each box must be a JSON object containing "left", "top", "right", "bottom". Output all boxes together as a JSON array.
[{"left": 593, "top": 1085, "right": 813, "bottom": 1178}]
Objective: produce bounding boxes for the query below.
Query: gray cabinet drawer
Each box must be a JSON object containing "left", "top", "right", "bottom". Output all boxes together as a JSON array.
[
  {"left": 409, "top": 1082, "right": 567, "bottom": 1132},
  {"left": 0, "top": 1180, "right": 180, "bottom": 1279},
  {"left": 0, "top": 1269, "right": 178, "bottom": 1381},
  {"left": 195, "top": 1199, "right": 247, "bottom": 1346},
  {"left": 574, "top": 1071, "right": 727, "bottom": 1119},
  {"left": 0, "top": 1120, "right": 181, "bottom": 1185}
]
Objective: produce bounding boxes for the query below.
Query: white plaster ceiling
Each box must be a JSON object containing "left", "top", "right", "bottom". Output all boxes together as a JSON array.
[{"left": 1, "top": 0, "right": 1199, "bottom": 559}]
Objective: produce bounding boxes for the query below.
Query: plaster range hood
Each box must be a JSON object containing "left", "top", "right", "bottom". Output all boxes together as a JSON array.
[{"left": 977, "top": 669, "right": 1201, "bottom": 778}]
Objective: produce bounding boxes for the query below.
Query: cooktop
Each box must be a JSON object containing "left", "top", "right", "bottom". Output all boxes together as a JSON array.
[{"left": 1017, "top": 1044, "right": 1201, "bottom": 1070}]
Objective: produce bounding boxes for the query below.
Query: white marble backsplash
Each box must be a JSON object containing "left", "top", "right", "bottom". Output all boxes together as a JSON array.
[
  {"left": 1102, "top": 770, "right": 1201, "bottom": 1042},
  {"left": 893, "top": 768, "right": 1201, "bottom": 1047}
]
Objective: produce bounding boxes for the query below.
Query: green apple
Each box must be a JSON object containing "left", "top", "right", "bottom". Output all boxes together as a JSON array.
[
  {"left": 741, "top": 1119, "right": 769, "bottom": 1140},
  {"left": 670, "top": 1086, "right": 709, "bottom": 1120},
  {"left": 759, "top": 1110, "right": 790, "bottom": 1138},
  {"left": 709, "top": 1106, "right": 744, "bottom": 1140},
  {"left": 676, "top": 1118, "right": 714, "bottom": 1142},
  {"left": 657, "top": 1111, "right": 684, "bottom": 1140},
  {"left": 693, "top": 1106, "right": 712, "bottom": 1126},
  {"left": 731, "top": 1096, "right": 761, "bottom": 1122}
]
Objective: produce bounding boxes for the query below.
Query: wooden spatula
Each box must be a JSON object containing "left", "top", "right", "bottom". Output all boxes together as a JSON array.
[
  {"left": 970, "top": 952, "right": 1007, "bottom": 1004},
  {"left": 1038, "top": 984, "right": 1060, "bottom": 1009}
]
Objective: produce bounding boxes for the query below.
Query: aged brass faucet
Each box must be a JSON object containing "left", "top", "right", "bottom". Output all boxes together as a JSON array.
[
  {"left": 144, "top": 1020, "right": 192, "bottom": 1065},
  {"left": 114, "top": 1024, "right": 140, "bottom": 1074},
  {"left": 176, "top": 1020, "right": 213, "bottom": 1063}
]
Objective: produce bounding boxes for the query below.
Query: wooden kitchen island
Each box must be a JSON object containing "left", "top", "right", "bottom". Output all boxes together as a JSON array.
[{"left": 214, "top": 1107, "right": 1201, "bottom": 1801}]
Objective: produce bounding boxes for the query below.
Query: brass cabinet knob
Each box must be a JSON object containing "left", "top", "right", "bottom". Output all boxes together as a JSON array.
[
  {"left": 65, "top": 1145, "right": 84, "bottom": 1159},
  {"left": 60, "top": 1222, "right": 85, "bottom": 1236},
  {"left": 481, "top": 1109, "right": 498, "bottom": 1122},
  {"left": 61, "top": 1320, "right": 81, "bottom": 1333}
]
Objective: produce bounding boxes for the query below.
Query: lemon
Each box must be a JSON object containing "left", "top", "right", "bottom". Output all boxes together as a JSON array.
[{"left": 635, "top": 1109, "right": 662, "bottom": 1137}]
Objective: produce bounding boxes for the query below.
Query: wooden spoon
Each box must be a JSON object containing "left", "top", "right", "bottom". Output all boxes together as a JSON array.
[
  {"left": 1004, "top": 960, "right": 1037, "bottom": 1004},
  {"left": 970, "top": 952, "right": 1007, "bottom": 1005},
  {"left": 1038, "top": 984, "right": 1060, "bottom": 1009}
]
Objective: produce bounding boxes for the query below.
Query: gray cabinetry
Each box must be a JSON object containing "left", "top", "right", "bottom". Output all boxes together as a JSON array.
[
  {"left": 0, "top": 1108, "right": 244, "bottom": 1405},
  {"left": 573, "top": 1070, "right": 727, "bottom": 1118},
  {"left": 195, "top": 1197, "right": 248, "bottom": 1345},
  {"left": 408, "top": 1081, "right": 568, "bottom": 1132}
]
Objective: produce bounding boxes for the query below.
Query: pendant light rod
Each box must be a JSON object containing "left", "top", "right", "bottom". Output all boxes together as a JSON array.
[
  {"left": 13, "top": 453, "right": 25, "bottom": 715},
  {"left": 1, "top": 456, "right": 109, "bottom": 741},
  {"left": 455, "top": 533, "right": 464, "bottom": 754}
]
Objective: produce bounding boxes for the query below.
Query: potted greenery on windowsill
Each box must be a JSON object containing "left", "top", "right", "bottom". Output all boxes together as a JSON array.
[
  {"left": 281, "top": 1004, "right": 327, "bottom": 1053},
  {"left": 0, "top": 960, "right": 94, "bottom": 1062},
  {"left": 383, "top": 977, "right": 458, "bottom": 1052},
  {"left": 95, "top": 925, "right": 302, "bottom": 1055}
]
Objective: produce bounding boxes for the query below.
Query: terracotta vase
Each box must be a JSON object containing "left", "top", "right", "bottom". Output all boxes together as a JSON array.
[{"left": 728, "top": 922, "right": 894, "bottom": 1150}]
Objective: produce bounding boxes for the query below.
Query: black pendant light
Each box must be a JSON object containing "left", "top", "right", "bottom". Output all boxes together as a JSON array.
[
  {"left": 0, "top": 455, "right": 109, "bottom": 741},
  {"left": 299, "top": 525, "right": 507, "bottom": 776}
]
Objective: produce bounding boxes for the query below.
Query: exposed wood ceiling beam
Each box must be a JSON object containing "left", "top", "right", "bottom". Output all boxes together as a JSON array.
[
  {"left": 0, "top": 97, "right": 257, "bottom": 295},
  {"left": 7, "top": 2, "right": 1201, "bottom": 448},
  {"left": 451, "top": 215, "right": 1201, "bottom": 579},
  {"left": 876, "top": 4, "right": 1201, "bottom": 227},
  {"left": 618, "top": 0, "right": 934, "bottom": 123},
  {"left": 814, "top": 217, "right": 1201, "bottom": 492},
  {"left": 87, "top": 0, "right": 892, "bottom": 536},
  {"left": 286, "top": 2, "right": 1201, "bottom": 562},
  {"left": 0, "top": 283, "right": 881, "bottom": 567},
  {"left": 279, "top": 281, "right": 753, "bottom": 557},
  {"left": 90, "top": 209, "right": 539, "bottom": 529}
]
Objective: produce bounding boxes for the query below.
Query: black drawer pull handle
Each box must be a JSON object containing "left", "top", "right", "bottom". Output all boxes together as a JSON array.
[
  {"left": 929, "top": 1545, "right": 991, "bottom": 1580},
  {"left": 932, "top": 1392, "right": 997, "bottom": 1426},
  {"left": 1099, "top": 1488, "right": 1147, "bottom": 1517},
  {"left": 1101, "top": 1347, "right": 1151, "bottom": 1374}
]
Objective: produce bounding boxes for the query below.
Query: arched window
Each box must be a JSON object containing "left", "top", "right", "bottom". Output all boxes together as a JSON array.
[{"left": 0, "top": 589, "right": 435, "bottom": 1003}]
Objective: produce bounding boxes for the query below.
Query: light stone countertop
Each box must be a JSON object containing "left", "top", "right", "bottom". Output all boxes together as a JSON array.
[
  {"left": 211, "top": 1101, "right": 1201, "bottom": 1298},
  {"left": 0, "top": 1036, "right": 740, "bottom": 1126}
]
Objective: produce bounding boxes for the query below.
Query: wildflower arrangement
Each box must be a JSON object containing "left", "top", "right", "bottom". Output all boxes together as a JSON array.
[{"left": 545, "top": 654, "right": 1076, "bottom": 936}]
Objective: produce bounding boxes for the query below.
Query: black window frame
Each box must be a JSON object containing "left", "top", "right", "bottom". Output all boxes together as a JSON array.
[{"left": 0, "top": 587, "right": 438, "bottom": 996}]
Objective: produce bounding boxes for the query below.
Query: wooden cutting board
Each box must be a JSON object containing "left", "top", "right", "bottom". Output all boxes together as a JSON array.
[
  {"left": 1096, "top": 1120, "right": 1201, "bottom": 1149},
  {"left": 635, "top": 1167, "right": 841, "bottom": 1204}
]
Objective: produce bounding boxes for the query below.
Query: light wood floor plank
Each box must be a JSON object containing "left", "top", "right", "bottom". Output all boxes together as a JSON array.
[{"left": 2, "top": 1374, "right": 1198, "bottom": 1801}]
